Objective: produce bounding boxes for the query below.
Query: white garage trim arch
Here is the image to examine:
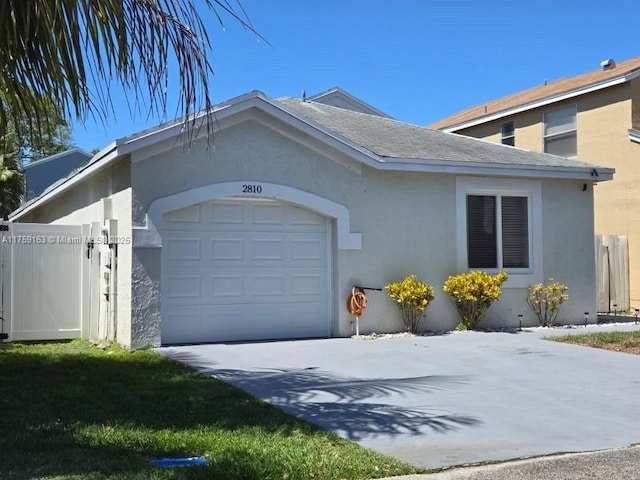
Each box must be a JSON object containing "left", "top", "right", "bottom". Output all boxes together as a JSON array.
[{"left": 137, "top": 181, "right": 362, "bottom": 250}]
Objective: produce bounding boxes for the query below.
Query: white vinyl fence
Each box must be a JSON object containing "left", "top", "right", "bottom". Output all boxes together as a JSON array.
[
  {"left": 0, "top": 223, "right": 98, "bottom": 341},
  {"left": 595, "top": 234, "right": 629, "bottom": 313}
]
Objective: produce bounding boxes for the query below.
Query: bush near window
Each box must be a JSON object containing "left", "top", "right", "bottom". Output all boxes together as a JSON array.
[
  {"left": 443, "top": 271, "right": 508, "bottom": 330},
  {"left": 385, "top": 275, "right": 435, "bottom": 333},
  {"left": 527, "top": 280, "right": 569, "bottom": 327}
]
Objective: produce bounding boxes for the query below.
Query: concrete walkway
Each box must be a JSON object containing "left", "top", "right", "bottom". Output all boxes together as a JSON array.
[{"left": 158, "top": 324, "right": 640, "bottom": 470}]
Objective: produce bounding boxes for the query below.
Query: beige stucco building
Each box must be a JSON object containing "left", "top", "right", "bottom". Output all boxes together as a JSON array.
[
  {"left": 10, "top": 89, "right": 612, "bottom": 348},
  {"left": 430, "top": 57, "right": 640, "bottom": 310}
]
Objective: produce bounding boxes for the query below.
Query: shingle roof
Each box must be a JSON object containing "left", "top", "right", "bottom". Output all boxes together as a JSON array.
[
  {"left": 429, "top": 56, "right": 640, "bottom": 130},
  {"left": 277, "top": 97, "right": 606, "bottom": 170}
]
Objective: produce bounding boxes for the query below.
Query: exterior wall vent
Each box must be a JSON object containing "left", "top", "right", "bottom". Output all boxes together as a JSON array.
[{"left": 600, "top": 59, "right": 616, "bottom": 71}]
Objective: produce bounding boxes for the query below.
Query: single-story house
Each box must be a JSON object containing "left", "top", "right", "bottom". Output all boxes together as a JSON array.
[
  {"left": 9, "top": 88, "right": 614, "bottom": 349},
  {"left": 23, "top": 148, "right": 92, "bottom": 201}
]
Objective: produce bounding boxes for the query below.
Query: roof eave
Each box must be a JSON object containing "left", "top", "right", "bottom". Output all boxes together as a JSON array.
[
  {"left": 381, "top": 156, "right": 615, "bottom": 180},
  {"left": 440, "top": 69, "right": 640, "bottom": 132}
]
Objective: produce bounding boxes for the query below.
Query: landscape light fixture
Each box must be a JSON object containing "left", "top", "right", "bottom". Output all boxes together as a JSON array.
[{"left": 584, "top": 312, "right": 589, "bottom": 327}]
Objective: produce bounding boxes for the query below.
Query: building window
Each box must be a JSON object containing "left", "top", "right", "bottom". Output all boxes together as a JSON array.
[
  {"left": 543, "top": 105, "right": 576, "bottom": 157},
  {"left": 501, "top": 121, "right": 515, "bottom": 146},
  {"left": 466, "top": 195, "right": 529, "bottom": 269},
  {"left": 456, "top": 177, "right": 543, "bottom": 288}
]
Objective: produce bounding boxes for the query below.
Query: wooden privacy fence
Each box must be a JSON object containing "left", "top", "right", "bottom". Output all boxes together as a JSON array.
[{"left": 595, "top": 235, "right": 629, "bottom": 313}]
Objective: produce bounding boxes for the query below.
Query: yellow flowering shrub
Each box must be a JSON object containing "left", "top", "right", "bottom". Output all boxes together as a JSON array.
[
  {"left": 385, "top": 275, "right": 435, "bottom": 333},
  {"left": 443, "top": 270, "right": 508, "bottom": 330},
  {"left": 527, "top": 280, "right": 569, "bottom": 327}
]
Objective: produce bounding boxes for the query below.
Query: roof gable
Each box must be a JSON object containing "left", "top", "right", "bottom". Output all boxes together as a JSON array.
[
  {"left": 306, "top": 87, "right": 392, "bottom": 118},
  {"left": 430, "top": 56, "right": 640, "bottom": 131}
]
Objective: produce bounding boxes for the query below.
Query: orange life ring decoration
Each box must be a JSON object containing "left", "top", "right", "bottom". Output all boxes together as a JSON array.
[{"left": 347, "top": 286, "right": 368, "bottom": 335}]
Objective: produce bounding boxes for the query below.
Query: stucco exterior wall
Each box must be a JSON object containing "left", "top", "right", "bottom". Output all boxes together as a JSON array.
[
  {"left": 17, "top": 159, "right": 134, "bottom": 347},
  {"left": 541, "top": 179, "right": 597, "bottom": 322},
  {"left": 458, "top": 122, "right": 502, "bottom": 144},
  {"left": 131, "top": 119, "right": 597, "bottom": 345},
  {"left": 457, "top": 85, "right": 640, "bottom": 307}
]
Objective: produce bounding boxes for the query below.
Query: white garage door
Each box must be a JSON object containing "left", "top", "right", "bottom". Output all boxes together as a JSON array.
[{"left": 161, "top": 198, "right": 330, "bottom": 344}]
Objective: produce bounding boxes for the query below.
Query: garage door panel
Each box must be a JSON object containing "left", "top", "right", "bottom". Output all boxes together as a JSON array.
[
  {"left": 289, "top": 207, "right": 325, "bottom": 227},
  {"left": 166, "top": 238, "right": 201, "bottom": 260},
  {"left": 251, "top": 203, "right": 285, "bottom": 225},
  {"left": 252, "top": 274, "right": 286, "bottom": 297},
  {"left": 291, "top": 274, "right": 324, "bottom": 296},
  {"left": 164, "top": 303, "right": 329, "bottom": 343},
  {"left": 162, "top": 198, "right": 329, "bottom": 343},
  {"left": 291, "top": 238, "right": 325, "bottom": 261},
  {"left": 251, "top": 238, "right": 286, "bottom": 261},
  {"left": 211, "top": 274, "right": 244, "bottom": 298},
  {"left": 163, "top": 310, "right": 203, "bottom": 344},
  {"left": 210, "top": 238, "right": 244, "bottom": 261},
  {"left": 166, "top": 275, "right": 201, "bottom": 298},
  {"left": 210, "top": 201, "right": 244, "bottom": 224},
  {"left": 165, "top": 204, "right": 201, "bottom": 223}
]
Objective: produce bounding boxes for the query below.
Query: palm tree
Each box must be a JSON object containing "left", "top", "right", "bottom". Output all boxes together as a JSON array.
[{"left": 0, "top": 0, "right": 259, "bottom": 142}]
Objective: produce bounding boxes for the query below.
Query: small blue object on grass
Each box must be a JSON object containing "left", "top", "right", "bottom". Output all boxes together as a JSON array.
[{"left": 150, "top": 456, "right": 209, "bottom": 468}]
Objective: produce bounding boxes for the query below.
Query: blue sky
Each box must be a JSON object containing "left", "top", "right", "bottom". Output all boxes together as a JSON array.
[{"left": 72, "top": 0, "right": 640, "bottom": 151}]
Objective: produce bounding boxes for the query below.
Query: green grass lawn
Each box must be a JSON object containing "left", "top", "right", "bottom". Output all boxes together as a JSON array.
[
  {"left": 0, "top": 341, "right": 417, "bottom": 480},
  {"left": 547, "top": 330, "right": 640, "bottom": 355}
]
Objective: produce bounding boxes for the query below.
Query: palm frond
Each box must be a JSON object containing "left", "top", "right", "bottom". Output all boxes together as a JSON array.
[{"left": 0, "top": 0, "right": 262, "bottom": 144}]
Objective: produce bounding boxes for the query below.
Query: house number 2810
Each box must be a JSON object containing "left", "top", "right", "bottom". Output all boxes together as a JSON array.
[{"left": 242, "top": 184, "right": 262, "bottom": 194}]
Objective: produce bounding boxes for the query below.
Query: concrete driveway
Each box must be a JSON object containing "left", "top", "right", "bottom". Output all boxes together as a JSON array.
[{"left": 157, "top": 324, "right": 640, "bottom": 469}]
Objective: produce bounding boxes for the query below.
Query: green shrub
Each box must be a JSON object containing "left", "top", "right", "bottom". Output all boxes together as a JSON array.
[
  {"left": 527, "top": 280, "right": 569, "bottom": 327},
  {"left": 443, "top": 270, "right": 508, "bottom": 330},
  {"left": 385, "top": 275, "right": 435, "bottom": 333}
]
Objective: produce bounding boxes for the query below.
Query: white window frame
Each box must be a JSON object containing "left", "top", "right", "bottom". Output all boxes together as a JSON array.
[
  {"left": 456, "top": 177, "right": 543, "bottom": 288},
  {"left": 501, "top": 120, "right": 515, "bottom": 146},
  {"left": 543, "top": 104, "right": 577, "bottom": 157}
]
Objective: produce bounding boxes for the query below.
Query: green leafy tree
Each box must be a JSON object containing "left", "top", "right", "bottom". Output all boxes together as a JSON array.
[
  {"left": 4, "top": 97, "right": 74, "bottom": 164},
  {"left": 0, "top": 0, "right": 261, "bottom": 142},
  {"left": 0, "top": 151, "right": 24, "bottom": 219},
  {"left": 0, "top": 97, "right": 74, "bottom": 216}
]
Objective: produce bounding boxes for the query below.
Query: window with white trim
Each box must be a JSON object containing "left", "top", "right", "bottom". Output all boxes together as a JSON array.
[
  {"left": 456, "top": 177, "right": 543, "bottom": 288},
  {"left": 501, "top": 121, "right": 515, "bottom": 146},
  {"left": 466, "top": 194, "right": 529, "bottom": 269},
  {"left": 543, "top": 105, "right": 576, "bottom": 157}
]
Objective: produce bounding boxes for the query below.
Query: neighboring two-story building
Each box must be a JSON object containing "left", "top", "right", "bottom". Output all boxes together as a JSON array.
[{"left": 430, "top": 56, "right": 640, "bottom": 310}]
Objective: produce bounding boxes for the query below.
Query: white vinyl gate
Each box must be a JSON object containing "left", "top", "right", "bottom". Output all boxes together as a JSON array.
[{"left": 0, "top": 223, "right": 96, "bottom": 341}]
